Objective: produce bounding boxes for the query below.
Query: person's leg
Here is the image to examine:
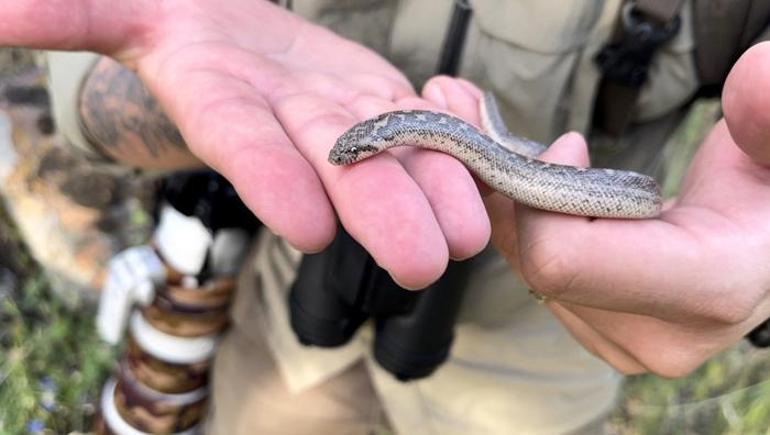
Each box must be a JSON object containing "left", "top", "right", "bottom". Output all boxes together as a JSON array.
[
  {"left": 205, "top": 231, "right": 390, "bottom": 434},
  {"left": 367, "top": 248, "right": 621, "bottom": 435},
  {"left": 207, "top": 327, "right": 389, "bottom": 435}
]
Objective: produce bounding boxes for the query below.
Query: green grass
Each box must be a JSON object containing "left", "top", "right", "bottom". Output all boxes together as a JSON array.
[
  {"left": 0, "top": 201, "right": 116, "bottom": 434},
  {"left": 611, "top": 344, "right": 770, "bottom": 434}
]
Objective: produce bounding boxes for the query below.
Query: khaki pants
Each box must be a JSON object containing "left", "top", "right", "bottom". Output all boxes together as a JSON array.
[
  {"left": 206, "top": 310, "right": 608, "bottom": 435},
  {"left": 204, "top": 232, "right": 621, "bottom": 435},
  {"left": 207, "top": 328, "right": 390, "bottom": 434}
]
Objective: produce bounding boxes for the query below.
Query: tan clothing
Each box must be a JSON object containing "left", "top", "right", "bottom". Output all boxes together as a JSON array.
[
  {"left": 46, "top": 51, "right": 100, "bottom": 158},
  {"left": 206, "top": 231, "right": 621, "bottom": 435},
  {"left": 46, "top": 0, "right": 707, "bottom": 433}
]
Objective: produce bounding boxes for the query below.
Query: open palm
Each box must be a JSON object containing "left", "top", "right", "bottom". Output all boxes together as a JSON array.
[{"left": 3, "top": 0, "right": 490, "bottom": 288}]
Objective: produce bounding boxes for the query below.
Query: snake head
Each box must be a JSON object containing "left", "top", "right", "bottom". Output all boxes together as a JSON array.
[{"left": 328, "top": 114, "right": 391, "bottom": 165}]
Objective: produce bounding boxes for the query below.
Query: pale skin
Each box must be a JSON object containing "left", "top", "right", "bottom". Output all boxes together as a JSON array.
[
  {"left": 2, "top": 0, "right": 490, "bottom": 289},
  {"left": 3, "top": 0, "right": 770, "bottom": 378},
  {"left": 423, "top": 44, "right": 770, "bottom": 377}
]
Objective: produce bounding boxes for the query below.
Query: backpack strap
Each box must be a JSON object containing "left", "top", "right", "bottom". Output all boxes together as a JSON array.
[
  {"left": 593, "top": 0, "right": 686, "bottom": 136},
  {"left": 595, "top": 0, "right": 770, "bottom": 135},
  {"left": 437, "top": 0, "right": 473, "bottom": 76}
]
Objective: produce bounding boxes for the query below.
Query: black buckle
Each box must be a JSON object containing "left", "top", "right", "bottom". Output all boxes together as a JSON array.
[{"left": 595, "top": 1, "right": 681, "bottom": 88}]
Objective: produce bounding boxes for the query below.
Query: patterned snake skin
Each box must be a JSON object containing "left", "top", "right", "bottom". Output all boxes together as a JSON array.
[{"left": 329, "top": 93, "right": 662, "bottom": 219}]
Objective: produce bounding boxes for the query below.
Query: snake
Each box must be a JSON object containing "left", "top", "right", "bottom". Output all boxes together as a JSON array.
[{"left": 328, "top": 92, "right": 662, "bottom": 219}]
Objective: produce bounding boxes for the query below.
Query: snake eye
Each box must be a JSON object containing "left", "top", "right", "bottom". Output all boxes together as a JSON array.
[{"left": 350, "top": 146, "right": 358, "bottom": 154}]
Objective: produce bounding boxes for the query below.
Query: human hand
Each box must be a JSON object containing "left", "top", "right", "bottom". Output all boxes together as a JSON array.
[
  {"left": 2, "top": 0, "right": 490, "bottom": 288},
  {"left": 424, "top": 42, "right": 770, "bottom": 377}
]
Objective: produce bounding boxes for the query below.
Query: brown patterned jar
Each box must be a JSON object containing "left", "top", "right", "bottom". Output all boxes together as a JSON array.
[
  {"left": 140, "top": 292, "right": 230, "bottom": 338},
  {"left": 113, "top": 365, "right": 208, "bottom": 433},
  {"left": 159, "top": 277, "right": 235, "bottom": 311},
  {"left": 124, "top": 336, "right": 210, "bottom": 394},
  {"left": 98, "top": 376, "right": 202, "bottom": 435}
]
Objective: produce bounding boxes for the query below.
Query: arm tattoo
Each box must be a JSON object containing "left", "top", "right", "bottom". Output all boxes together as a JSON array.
[{"left": 79, "top": 59, "right": 186, "bottom": 159}]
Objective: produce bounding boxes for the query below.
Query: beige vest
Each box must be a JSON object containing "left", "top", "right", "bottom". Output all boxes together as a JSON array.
[{"left": 287, "top": 0, "right": 698, "bottom": 147}]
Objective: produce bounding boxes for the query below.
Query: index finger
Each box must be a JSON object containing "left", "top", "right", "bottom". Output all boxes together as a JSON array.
[{"left": 273, "top": 93, "right": 450, "bottom": 289}]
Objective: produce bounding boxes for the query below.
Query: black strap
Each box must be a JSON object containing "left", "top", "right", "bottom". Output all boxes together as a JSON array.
[
  {"left": 593, "top": 0, "right": 685, "bottom": 136},
  {"left": 437, "top": 0, "right": 473, "bottom": 76}
]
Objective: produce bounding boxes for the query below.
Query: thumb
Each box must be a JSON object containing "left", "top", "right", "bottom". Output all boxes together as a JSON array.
[
  {"left": 487, "top": 132, "right": 590, "bottom": 269},
  {"left": 515, "top": 131, "right": 592, "bottom": 233},
  {"left": 514, "top": 132, "right": 593, "bottom": 285},
  {"left": 537, "top": 131, "right": 591, "bottom": 167},
  {"left": 723, "top": 41, "right": 770, "bottom": 166}
]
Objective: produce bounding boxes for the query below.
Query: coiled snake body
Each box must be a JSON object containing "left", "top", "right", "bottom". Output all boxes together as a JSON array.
[{"left": 329, "top": 93, "right": 661, "bottom": 219}]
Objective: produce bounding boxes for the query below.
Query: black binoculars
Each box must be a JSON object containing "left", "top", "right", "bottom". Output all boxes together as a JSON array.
[{"left": 289, "top": 227, "right": 471, "bottom": 381}]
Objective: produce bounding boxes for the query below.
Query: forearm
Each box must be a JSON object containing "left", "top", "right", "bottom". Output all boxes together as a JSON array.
[{"left": 78, "top": 56, "right": 202, "bottom": 170}]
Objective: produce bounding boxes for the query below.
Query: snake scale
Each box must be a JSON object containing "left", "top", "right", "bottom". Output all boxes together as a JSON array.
[{"left": 329, "top": 92, "right": 661, "bottom": 219}]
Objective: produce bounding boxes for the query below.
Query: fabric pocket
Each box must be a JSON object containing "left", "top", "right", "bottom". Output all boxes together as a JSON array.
[
  {"left": 462, "top": 0, "right": 603, "bottom": 142},
  {"left": 290, "top": 0, "right": 399, "bottom": 57},
  {"left": 462, "top": 0, "right": 699, "bottom": 140}
]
